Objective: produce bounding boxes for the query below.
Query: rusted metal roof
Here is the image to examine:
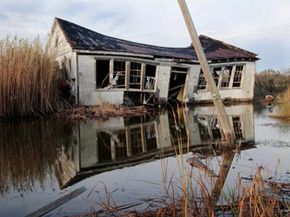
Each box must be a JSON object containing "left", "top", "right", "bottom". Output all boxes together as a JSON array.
[{"left": 55, "top": 18, "right": 258, "bottom": 61}]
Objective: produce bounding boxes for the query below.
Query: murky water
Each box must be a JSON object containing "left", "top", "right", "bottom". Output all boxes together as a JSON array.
[{"left": 0, "top": 104, "right": 290, "bottom": 216}]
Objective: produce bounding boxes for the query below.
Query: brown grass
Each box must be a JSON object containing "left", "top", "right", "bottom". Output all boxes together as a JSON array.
[
  {"left": 269, "top": 88, "right": 290, "bottom": 120},
  {"left": 54, "top": 104, "right": 149, "bottom": 121},
  {"left": 0, "top": 37, "right": 61, "bottom": 118}
]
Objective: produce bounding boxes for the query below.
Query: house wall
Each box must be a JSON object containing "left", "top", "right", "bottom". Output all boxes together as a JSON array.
[
  {"left": 47, "top": 22, "right": 78, "bottom": 100},
  {"left": 77, "top": 54, "right": 124, "bottom": 105},
  {"left": 156, "top": 65, "right": 171, "bottom": 102},
  {"left": 69, "top": 49, "right": 255, "bottom": 105},
  {"left": 191, "top": 61, "right": 256, "bottom": 102}
]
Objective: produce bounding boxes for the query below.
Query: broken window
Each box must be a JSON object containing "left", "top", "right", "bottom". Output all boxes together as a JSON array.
[
  {"left": 168, "top": 67, "right": 188, "bottom": 101},
  {"left": 233, "top": 65, "right": 244, "bottom": 87},
  {"left": 144, "top": 123, "right": 157, "bottom": 151},
  {"left": 197, "top": 116, "right": 210, "bottom": 142},
  {"left": 144, "top": 64, "right": 156, "bottom": 90},
  {"left": 212, "top": 67, "right": 221, "bottom": 86},
  {"left": 113, "top": 61, "right": 126, "bottom": 88},
  {"left": 220, "top": 66, "right": 233, "bottom": 88},
  {"left": 232, "top": 116, "right": 244, "bottom": 139},
  {"left": 209, "top": 116, "right": 222, "bottom": 140},
  {"left": 197, "top": 70, "right": 207, "bottom": 90},
  {"left": 130, "top": 126, "right": 143, "bottom": 155},
  {"left": 96, "top": 60, "right": 110, "bottom": 88},
  {"left": 129, "top": 62, "right": 142, "bottom": 89}
]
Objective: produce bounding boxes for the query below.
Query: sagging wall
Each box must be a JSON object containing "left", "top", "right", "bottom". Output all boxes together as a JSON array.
[
  {"left": 77, "top": 54, "right": 124, "bottom": 105},
  {"left": 192, "top": 61, "right": 256, "bottom": 102},
  {"left": 76, "top": 52, "right": 255, "bottom": 105}
]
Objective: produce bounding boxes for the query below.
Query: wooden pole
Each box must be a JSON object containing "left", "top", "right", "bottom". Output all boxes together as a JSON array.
[{"left": 177, "top": 0, "right": 235, "bottom": 144}]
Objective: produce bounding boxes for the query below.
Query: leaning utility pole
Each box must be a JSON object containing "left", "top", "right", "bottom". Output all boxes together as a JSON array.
[{"left": 177, "top": 0, "right": 235, "bottom": 144}]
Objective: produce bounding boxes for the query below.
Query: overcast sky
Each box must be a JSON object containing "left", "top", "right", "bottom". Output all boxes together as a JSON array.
[{"left": 1, "top": 0, "right": 290, "bottom": 71}]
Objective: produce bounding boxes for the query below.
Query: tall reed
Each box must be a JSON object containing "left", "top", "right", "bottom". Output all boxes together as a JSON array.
[{"left": 0, "top": 37, "right": 61, "bottom": 118}]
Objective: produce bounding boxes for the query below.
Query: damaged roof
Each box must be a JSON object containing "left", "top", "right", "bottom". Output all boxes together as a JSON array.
[{"left": 55, "top": 17, "right": 258, "bottom": 61}]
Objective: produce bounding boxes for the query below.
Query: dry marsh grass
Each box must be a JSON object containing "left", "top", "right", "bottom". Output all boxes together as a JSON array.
[
  {"left": 0, "top": 37, "right": 61, "bottom": 118},
  {"left": 270, "top": 88, "right": 290, "bottom": 120}
]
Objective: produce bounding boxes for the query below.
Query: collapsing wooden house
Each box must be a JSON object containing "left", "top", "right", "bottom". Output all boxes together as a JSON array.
[{"left": 48, "top": 18, "right": 258, "bottom": 105}]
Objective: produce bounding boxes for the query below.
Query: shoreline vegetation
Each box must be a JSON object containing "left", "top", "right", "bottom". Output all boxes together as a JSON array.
[
  {"left": 54, "top": 104, "right": 149, "bottom": 121},
  {"left": 0, "top": 37, "right": 61, "bottom": 119},
  {"left": 64, "top": 156, "right": 290, "bottom": 217},
  {"left": 254, "top": 69, "right": 290, "bottom": 102}
]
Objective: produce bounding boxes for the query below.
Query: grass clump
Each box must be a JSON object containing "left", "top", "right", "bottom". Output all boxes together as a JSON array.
[{"left": 0, "top": 37, "right": 61, "bottom": 118}]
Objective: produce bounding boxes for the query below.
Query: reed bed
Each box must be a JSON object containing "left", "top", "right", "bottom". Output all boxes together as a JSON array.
[
  {"left": 269, "top": 88, "right": 290, "bottom": 120},
  {"left": 0, "top": 37, "right": 61, "bottom": 118}
]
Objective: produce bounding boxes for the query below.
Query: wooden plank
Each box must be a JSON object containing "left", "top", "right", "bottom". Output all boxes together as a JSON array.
[
  {"left": 125, "top": 61, "right": 130, "bottom": 90},
  {"left": 26, "top": 187, "right": 87, "bottom": 217},
  {"left": 177, "top": 0, "right": 235, "bottom": 144}
]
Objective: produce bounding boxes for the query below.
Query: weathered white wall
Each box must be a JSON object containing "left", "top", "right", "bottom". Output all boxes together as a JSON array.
[
  {"left": 78, "top": 55, "right": 124, "bottom": 105},
  {"left": 156, "top": 65, "right": 171, "bottom": 102},
  {"left": 184, "top": 64, "right": 200, "bottom": 103},
  {"left": 47, "top": 22, "right": 74, "bottom": 77},
  {"left": 191, "top": 61, "right": 255, "bottom": 102}
]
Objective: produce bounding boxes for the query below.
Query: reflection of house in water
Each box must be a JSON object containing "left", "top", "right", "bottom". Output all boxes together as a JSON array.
[
  {"left": 190, "top": 104, "right": 255, "bottom": 144},
  {"left": 55, "top": 104, "right": 255, "bottom": 189}
]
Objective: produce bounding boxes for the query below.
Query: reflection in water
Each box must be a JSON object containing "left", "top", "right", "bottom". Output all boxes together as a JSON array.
[
  {"left": 55, "top": 104, "right": 254, "bottom": 189},
  {"left": 0, "top": 104, "right": 255, "bottom": 216},
  {"left": 0, "top": 121, "right": 75, "bottom": 196}
]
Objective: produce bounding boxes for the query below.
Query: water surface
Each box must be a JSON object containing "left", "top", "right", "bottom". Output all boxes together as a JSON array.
[{"left": 0, "top": 104, "right": 290, "bottom": 216}]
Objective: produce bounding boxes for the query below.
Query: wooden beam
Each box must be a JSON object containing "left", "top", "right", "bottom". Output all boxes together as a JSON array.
[
  {"left": 125, "top": 61, "right": 130, "bottom": 90},
  {"left": 212, "top": 152, "right": 235, "bottom": 205},
  {"left": 26, "top": 187, "right": 87, "bottom": 217},
  {"left": 109, "top": 59, "right": 114, "bottom": 84},
  {"left": 177, "top": 0, "right": 235, "bottom": 144}
]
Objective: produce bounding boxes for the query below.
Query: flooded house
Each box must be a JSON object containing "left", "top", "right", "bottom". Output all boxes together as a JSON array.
[{"left": 48, "top": 18, "right": 258, "bottom": 105}]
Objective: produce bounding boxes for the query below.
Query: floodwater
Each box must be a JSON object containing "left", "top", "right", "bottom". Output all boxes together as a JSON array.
[{"left": 0, "top": 104, "right": 290, "bottom": 216}]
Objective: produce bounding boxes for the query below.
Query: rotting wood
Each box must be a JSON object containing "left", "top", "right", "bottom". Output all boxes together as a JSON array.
[
  {"left": 177, "top": 0, "right": 235, "bottom": 144},
  {"left": 25, "top": 187, "right": 87, "bottom": 217}
]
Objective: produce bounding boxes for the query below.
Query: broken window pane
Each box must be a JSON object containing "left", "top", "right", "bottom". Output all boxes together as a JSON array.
[
  {"left": 197, "top": 70, "right": 207, "bottom": 90},
  {"left": 233, "top": 65, "right": 244, "bottom": 87},
  {"left": 221, "top": 66, "right": 233, "bottom": 88},
  {"left": 96, "top": 59, "right": 110, "bottom": 88},
  {"left": 209, "top": 116, "right": 222, "bottom": 140},
  {"left": 232, "top": 116, "right": 244, "bottom": 139},
  {"left": 197, "top": 116, "right": 210, "bottom": 142},
  {"left": 212, "top": 67, "right": 221, "bottom": 86},
  {"left": 113, "top": 61, "right": 126, "bottom": 88},
  {"left": 129, "top": 62, "right": 142, "bottom": 89},
  {"left": 144, "top": 64, "right": 156, "bottom": 90}
]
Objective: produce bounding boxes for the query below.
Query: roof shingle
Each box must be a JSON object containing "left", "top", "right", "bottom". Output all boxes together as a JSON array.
[{"left": 55, "top": 17, "right": 258, "bottom": 61}]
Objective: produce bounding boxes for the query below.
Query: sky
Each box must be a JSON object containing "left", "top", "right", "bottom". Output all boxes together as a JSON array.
[{"left": 1, "top": 0, "right": 290, "bottom": 71}]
